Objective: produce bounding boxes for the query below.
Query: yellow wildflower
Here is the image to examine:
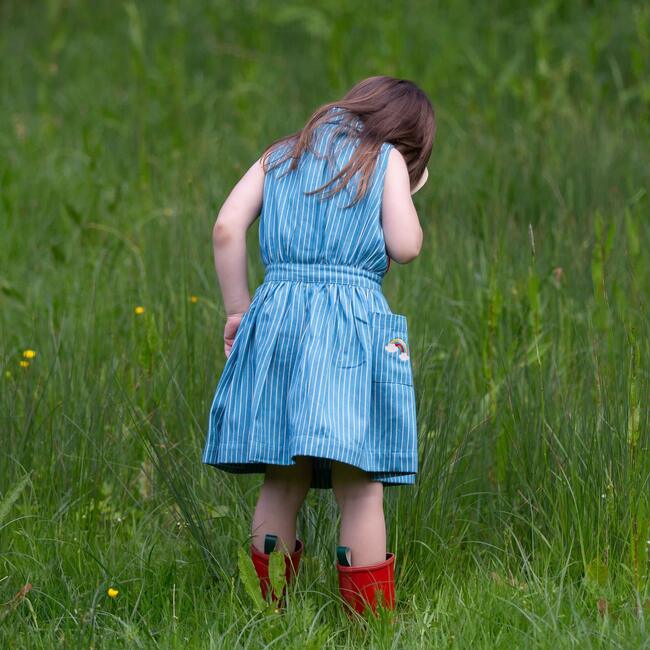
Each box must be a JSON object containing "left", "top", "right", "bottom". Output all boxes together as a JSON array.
[
  {"left": 5, "top": 370, "right": 12, "bottom": 379},
  {"left": 189, "top": 295, "right": 199, "bottom": 303},
  {"left": 22, "top": 349, "right": 37, "bottom": 359},
  {"left": 134, "top": 306, "right": 145, "bottom": 315},
  {"left": 19, "top": 360, "right": 30, "bottom": 368},
  {"left": 107, "top": 588, "right": 119, "bottom": 598}
]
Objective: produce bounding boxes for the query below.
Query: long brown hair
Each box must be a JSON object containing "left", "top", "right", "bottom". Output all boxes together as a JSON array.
[{"left": 261, "top": 75, "right": 436, "bottom": 206}]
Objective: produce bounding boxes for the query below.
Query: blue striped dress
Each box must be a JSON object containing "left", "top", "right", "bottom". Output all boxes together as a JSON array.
[{"left": 202, "top": 107, "right": 418, "bottom": 489}]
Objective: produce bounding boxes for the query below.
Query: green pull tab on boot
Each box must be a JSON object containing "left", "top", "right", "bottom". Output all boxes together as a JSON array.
[
  {"left": 337, "top": 545, "right": 352, "bottom": 567},
  {"left": 264, "top": 533, "right": 278, "bottom": 555}
]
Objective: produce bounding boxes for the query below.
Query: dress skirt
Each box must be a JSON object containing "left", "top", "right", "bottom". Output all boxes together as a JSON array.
[{"left": 202, "top": 261, "right": 418, "bottom": 489}]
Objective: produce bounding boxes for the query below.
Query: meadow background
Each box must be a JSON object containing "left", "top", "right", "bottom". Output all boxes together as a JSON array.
[{"left": 1, "top": 0, "right": 649, "bottom": 647}]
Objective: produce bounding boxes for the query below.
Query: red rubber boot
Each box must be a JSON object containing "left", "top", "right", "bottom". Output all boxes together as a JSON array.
[
  {"left": 335, "top": 545, "right": 396, "bottom": 617},
  {"left": 250, "top": 534, "right": 304, "bottom": 604}
]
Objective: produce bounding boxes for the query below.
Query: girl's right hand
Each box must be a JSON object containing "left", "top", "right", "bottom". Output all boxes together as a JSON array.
[
  {"left": 411, "top": 167, "right": 428, "bottom": 195},
  {"left": 224, "top": 313, "right": 244, "bottom": 358}
]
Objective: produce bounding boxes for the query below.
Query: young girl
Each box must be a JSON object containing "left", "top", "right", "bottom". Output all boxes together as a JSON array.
[{"left": 202, "top": 75, "right": 434, "bottom": 616}]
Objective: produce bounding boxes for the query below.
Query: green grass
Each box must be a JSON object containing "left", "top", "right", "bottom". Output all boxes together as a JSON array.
[{"left": 1, "top": 0, "right": 649, "bottom": 647}]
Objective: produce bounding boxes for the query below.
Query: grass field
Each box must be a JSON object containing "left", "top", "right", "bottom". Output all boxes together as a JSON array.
[{"left": 1, "top": 1, "right": 649, "bottom": 647}]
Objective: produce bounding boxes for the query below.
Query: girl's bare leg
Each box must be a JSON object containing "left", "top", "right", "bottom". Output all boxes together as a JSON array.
[
  {"left": 251, "top": 455, "right": 313, "bottom": 555},
  {"left": 331, "top": 460, "right": 386, "bottom": 566}
]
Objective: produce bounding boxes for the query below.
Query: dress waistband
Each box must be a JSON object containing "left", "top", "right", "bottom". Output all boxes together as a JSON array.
[{"left": 263, "top": 262, "right": 383, "bottom": 289}]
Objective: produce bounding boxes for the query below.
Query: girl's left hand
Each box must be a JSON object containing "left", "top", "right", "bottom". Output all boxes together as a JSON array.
[
  {"left": 411, "top": 167, "right": 428, "bottom": 195},
  {"left": 224, "top": 313, "right": 245, "bottom": 358}
]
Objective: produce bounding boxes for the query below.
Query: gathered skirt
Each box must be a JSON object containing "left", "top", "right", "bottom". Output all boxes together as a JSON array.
[{"left": 202, "top": 261, "right": 418, "bottom": 489}]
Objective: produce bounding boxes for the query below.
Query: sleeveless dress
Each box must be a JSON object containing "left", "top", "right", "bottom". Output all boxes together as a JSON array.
[{"left": 202, "top": 107, "right": 418, "bottom": 489}]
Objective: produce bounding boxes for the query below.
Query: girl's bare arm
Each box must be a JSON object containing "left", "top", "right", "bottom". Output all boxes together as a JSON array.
[
  {"left": 212, "top": 158, "right": 265, "bottom": 316},
  {"left": 381, "top": 149, "right": 425, "bottom": 263}
]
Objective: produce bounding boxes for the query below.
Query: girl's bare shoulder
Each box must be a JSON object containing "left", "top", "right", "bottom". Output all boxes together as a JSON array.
[{"left": 381, "top": 148, "right": 423, "bottom": 263}]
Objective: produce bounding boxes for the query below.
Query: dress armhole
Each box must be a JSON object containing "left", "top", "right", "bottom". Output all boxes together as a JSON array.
[
  {"left": 264, "top": 141, "right": 288, "bottom": 169},
  {"left": 375, "top": 142, "right": 394, "bottom": 193}
]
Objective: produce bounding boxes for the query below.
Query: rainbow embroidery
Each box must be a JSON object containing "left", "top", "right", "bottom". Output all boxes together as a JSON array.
[{"left": 384, "top": 337, "right": 409, "bottom": 361}]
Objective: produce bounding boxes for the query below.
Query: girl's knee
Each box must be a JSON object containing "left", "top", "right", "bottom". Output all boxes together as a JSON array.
[
  {"left": 331, "top": 461, "right": 383, "bottom": 509},
  {"left": 264, "top": 458, "right": 312, "bottom": 505},
  {"left": 334, "top": 483, "right": 383, "bottom": 511}
]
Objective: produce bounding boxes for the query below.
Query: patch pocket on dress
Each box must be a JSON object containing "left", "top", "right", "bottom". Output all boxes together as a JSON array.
[{"left": 369, "top": 311, "right": 413, "bottom": 386}]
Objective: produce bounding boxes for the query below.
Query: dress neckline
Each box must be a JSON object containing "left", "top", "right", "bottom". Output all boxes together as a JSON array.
[{"left": 324, "top": 106, "right": 363, "bottom": 132}]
